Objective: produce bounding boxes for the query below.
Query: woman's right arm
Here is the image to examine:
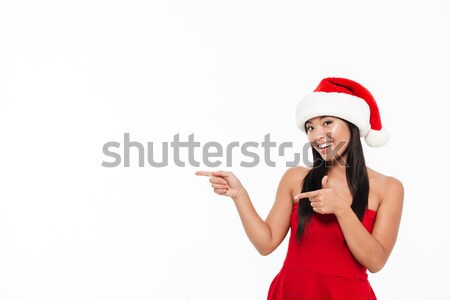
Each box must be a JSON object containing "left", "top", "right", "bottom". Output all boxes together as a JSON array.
[{"left": 196, "top": 167, "right": 308, "bottom": 256}]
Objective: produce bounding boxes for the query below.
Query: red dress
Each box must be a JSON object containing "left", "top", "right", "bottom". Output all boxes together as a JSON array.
[{"left": 267, "top": 202, "right": 377, "bottom": 300}]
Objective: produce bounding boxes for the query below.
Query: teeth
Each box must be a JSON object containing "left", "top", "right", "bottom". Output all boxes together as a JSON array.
[{"left": 318, "top": 142, "right": 332, "bottom": 149}]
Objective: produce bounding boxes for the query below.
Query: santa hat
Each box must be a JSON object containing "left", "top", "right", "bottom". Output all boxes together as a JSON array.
[{"left": 295, "top": 77, "right": 390, "bottom": 147}]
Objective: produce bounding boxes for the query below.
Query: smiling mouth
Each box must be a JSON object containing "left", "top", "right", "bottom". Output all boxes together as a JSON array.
[{"left": 315, "top": 141, "right": 333, "bottom": 149}]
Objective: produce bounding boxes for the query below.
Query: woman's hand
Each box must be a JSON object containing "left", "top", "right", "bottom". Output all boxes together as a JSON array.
[
  {"left": 293, "top": 175, "right": 350, "bottom": 215},
  {"left": 195, "top": 170, "right": 246, "bottom": 200}
]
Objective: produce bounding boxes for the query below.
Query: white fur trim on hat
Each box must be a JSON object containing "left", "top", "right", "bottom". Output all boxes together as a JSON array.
[
  {"left": 364, "top": 127, "right": 390, "bottom": 147},
  {"left": 296, "top": 92, "right": 371, "bottom": 138}
]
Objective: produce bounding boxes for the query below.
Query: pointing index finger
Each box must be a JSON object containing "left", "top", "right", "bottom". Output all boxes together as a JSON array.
[
  {"left": 195, "top": 171, "right": 213, "bottom": 177},
  {"left": 293, "top": 190, "right": 319, "bottom": 200}
]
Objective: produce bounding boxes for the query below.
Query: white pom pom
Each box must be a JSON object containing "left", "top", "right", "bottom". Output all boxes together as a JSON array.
[{"left": 364, "top": 127, "right": 390, "bottom": 147}]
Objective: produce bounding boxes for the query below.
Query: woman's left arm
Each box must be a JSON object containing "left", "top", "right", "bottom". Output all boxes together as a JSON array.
[{"left": 335, "top": 177, "right": 404, "bottom": 273}]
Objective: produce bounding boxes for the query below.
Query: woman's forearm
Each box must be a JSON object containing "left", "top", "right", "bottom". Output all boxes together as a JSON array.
[
  {"left": 232, "top": 189, "right": 272, "bottom": 255},
  {"left": 335, "top": 206, "right": 386, "bottom": 272}
]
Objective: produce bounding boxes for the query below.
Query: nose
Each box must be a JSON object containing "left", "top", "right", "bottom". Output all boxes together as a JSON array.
[{"left": 312, "top": 126, "right": 326, "bottom": 142}]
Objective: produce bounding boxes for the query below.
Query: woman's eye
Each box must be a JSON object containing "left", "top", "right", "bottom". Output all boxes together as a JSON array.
[
  {"left": 324, "top": 121, "right": 332, "bottom": 126},
  {"left": 306, "top": 126, "right": 313, "bottom": 131}
]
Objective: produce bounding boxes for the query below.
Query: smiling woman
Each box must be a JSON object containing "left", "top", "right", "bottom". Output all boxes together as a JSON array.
[
  {"left": 266, "top": 77, "right": 403, "bottom": 299},
  {"left": 195, "top": 77, "right": 404, "bottom": 300}
]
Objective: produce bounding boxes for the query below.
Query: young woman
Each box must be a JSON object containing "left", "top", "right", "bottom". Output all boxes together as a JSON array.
[{"left": 196, "top": 77, "right": 404, "bottom": 300}]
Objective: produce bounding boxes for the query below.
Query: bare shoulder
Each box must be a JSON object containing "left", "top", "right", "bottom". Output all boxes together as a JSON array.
[
  {"left": 282, "top": 166, "right": 310, "bottom": 187},
  {"left": 381, "top": 175, "right": 404, "bottom": 205},
  {"left": 367, "top": 167, "right": 404, "bottom": 207},
  {"left": 282, "top": 166, "right": 311, "bottom": 203},
  {"left": 284, "top": 165, "right": 311, "bottom": 178}
]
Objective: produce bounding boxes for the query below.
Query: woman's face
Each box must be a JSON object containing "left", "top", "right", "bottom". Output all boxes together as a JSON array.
[{"left": 305, "top": 115, "right": 351, "bottom": 162}]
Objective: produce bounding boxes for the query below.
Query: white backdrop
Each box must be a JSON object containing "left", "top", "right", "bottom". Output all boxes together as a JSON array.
[{"left": 1, "top": 1, "right": 449, "bottom": 299}]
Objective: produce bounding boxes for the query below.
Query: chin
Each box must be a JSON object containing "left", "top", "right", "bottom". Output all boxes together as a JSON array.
[
  {"left": 320, "top": 153, "right": 341, "bottom": 163},
  {"left": 323, "top": 156, "right": 335, "bottom": 162}
]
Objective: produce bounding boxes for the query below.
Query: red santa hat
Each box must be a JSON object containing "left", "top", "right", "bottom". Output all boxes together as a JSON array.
[{"left": 295, "top": 77, "right": 390, "bottom": 147}]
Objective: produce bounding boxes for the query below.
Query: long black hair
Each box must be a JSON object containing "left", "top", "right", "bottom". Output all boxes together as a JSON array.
[{"left": 295, "top": 119, "right": 369, "bottom": 244}]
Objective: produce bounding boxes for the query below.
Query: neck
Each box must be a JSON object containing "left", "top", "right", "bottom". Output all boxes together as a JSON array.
[
  {"left": 325, "top": 153, "right": 348, "bottom": 180},
  {"left": 326, "top": 164, "right": 347, "bottom": 180}
]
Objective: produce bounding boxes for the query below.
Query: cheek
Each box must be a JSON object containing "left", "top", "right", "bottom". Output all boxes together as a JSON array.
[
  {"left": 329, "top": 124, "right": 350, "bottom": 143},
  {"left": 326, "top": 126, "right": 340, "bottom": 138}
]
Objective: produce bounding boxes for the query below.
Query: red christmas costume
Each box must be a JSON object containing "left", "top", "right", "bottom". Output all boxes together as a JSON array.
[{"left": 267, "top": 202, "right": 377, "bottom": 300}]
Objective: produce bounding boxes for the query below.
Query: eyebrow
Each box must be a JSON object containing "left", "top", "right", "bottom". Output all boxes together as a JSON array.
[{"left": 305, "top": 116, "right": 332, "bottom": 124}]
